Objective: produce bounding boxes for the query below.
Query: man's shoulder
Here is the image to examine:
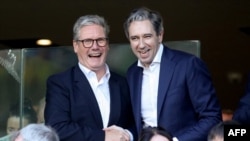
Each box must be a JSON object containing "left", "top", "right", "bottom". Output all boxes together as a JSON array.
[
  {"left": 163, "top": 46, "right": 197, "bottom": 59},
  {"left": 47, "top": 65, "right": 77, "bottom": 81},
  {"left": 163, "top": 46, "right": 204, "bottom": 67}
]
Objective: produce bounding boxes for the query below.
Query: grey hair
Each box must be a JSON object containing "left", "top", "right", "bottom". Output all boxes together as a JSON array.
[
  {"left": 123, "top": 7, "right": 164, "bottom": 39},
  {"left": 13, "top": 124, "right": 59, "bottom": 141},
  {"left": 73, "top": 15, "right": 110, "bottom": 40},
  {"left": 207, "top": 120, "right": 240, "bottom": 141}
]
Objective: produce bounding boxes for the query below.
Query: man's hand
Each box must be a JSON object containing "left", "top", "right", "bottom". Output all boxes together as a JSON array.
[{"left": 103, "top": 125, "right": 130, "bottom": 141}]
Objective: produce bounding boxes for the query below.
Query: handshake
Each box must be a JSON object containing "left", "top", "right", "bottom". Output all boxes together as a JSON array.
[{"left": 103, "top": 125, "right": 131, "bottom": 141}]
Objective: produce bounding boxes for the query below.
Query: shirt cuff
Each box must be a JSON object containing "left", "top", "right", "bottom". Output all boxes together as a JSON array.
[
  {"left": 125, "top": 129, "right": 133, "bottom": 141},
  {"left": 173, "top": 137, "right": 179, "bottom": 141}
]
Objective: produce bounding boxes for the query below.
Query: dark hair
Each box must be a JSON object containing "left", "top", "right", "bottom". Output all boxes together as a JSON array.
[
  {"left": 138, "top": 126, "right": 173, "bottom": 141},
  {"left": 8, "top": 98, "right": 37, "bottom": 124},
  {"left": 123, "top": 7, "right": 164, "bottom": 39}
]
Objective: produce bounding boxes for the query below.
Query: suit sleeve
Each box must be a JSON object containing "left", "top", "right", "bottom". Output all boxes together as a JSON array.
[
  {"left": 177, "top": 56, "right": 222, "bottom": 141},
  {"left": 233, "top": 75, "right": 250, "bottom": 125},
  {"left": 44, "top": 75, "right": 105, "bottom": 141}
]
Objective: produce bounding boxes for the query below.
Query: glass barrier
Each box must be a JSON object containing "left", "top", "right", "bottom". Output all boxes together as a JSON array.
[
  {"left": 0, "top": 40, "right": 200, "bottom": 138},
  {"left": 0, "top": 49, "right": 21, "bottom": 137}
]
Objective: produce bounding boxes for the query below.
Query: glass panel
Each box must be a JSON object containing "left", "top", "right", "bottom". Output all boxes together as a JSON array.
[
  {"left": 165, "top": 40, "right": 201, "bottom": 58},
  {"left": 0, "top": 49, "right": 21, "bottom": 137},
  {"left": 22, "top": 46, "right": 77, "bottom": 124}
]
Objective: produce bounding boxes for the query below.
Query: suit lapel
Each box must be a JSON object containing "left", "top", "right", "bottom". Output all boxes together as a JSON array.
[
  {"left": 130, "top": 67, "right": 143, "bottom": 132},
  {"left": 74, "top": 65, "right": 103, "bottom": 128},
  {"left": 108, "top": 75, "right": 121, "bottom": 126},
  {"left": 157, "top": 47, "right": 176, "bottom": 118}
]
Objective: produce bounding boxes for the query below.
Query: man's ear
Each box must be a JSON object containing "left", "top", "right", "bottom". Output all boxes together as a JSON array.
[
  {"left": 73, "top": 40, "right": 78, "bottom": 53},
  {"left": 158, "top": 30, "right": 164, "bottom": 43}
]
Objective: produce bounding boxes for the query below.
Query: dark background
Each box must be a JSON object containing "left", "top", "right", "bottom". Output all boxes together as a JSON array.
[{"left": 0, "top": 0, "right": 250, "bottom": 111}]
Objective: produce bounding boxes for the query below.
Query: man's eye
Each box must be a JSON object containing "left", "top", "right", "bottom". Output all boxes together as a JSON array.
[
  {"left": 84, "top": 39, "right": 93, "bottom": 43},
  {"left": 97, "top": 38, "right": 105, "bottom": 42},
  {"left": 144, "top": 35, "right": 152, "bottom": 38},
  {"left": 130, "top": 37, "right": 138, "bottom": 41}
]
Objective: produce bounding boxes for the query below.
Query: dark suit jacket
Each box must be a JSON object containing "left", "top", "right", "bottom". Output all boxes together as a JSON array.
[
  {"left": 233, "top": 73, "right": 250, "bottom": 125},
  {"left": 45, "top": 65, "right": 135, "bottom": 141},
  {"left": 126, "top": 45, "right": 222, "bottom": 141}
]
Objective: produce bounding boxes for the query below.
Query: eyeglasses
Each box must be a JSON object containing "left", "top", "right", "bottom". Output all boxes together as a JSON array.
[{"left": 76, "top": 38, "right": 108, "bottom": 48}]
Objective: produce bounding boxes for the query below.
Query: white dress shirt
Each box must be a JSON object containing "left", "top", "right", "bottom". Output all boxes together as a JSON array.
[
  {"left": 138, "top": 45, "right": 179, "bottom": 141},
  {"left": 138, "top": 44, "right": 163, "bottom": 127},
  {"left": 79, "top": 63, "right": 110, "bottom": 128},
  {"left": 79, "top": 63, "right": 134, "bottom": 141}
]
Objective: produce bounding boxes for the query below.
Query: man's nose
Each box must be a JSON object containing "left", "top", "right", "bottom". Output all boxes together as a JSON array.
[
  {"left": 138, "top": 38, "right": 146, "bottom": 48},
  {"left": 91, "top": 41, "right": 99, "bottom": 49}
]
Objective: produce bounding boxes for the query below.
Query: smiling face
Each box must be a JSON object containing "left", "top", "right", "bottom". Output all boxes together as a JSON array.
[
  {"left": 73, "top": 24, "right": 109, "bottom": 73},
  {"left": 128, "top": 20, "right": 163, "bottom": 68}
]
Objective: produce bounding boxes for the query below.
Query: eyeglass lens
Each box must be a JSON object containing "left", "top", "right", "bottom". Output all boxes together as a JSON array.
[{"left": 79, "top": 38, "right": 108, "bottom": 48}]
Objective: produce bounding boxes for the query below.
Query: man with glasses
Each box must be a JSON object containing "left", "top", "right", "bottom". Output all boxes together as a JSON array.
[{"left": 45, "top": 15, "right": 135, "bottom": 141}]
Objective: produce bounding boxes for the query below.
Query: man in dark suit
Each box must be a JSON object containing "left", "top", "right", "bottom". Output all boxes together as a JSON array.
[
  {"left": 45, "top": 15, "right": 135, "bottom": 141},
  {"left": 123, "top": 7, "right": 222, "bottom": 141},
  {"left": 233, "top": 73, "right": 250, "bottom": 125}
]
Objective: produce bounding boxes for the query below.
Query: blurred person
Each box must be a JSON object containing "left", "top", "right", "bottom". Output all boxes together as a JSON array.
[
  {"left": 11, "top": 123, "right": 59, "bottom": 141},
  {"left": 138, "top": 127, "right": 173, "bottom": 141},
  {"left": 45, "top": 15, "right": 135, "bottom": 141},
  {"left": 36, "top": 97, "right": 45, "bottom": 124},
  {"left": 0, "top": 98, "right": 37, "bottom": 141},
  {"left": 6, "top": 98, "right": 37, "bottom": 135},
  {"left": 124, "top": 7, "right": 222, "bottom": 141}
]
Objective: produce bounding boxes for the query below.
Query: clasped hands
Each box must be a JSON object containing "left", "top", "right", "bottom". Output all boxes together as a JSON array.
[{"left": 103, "top": 125, "right": 130, "bottom": 141}]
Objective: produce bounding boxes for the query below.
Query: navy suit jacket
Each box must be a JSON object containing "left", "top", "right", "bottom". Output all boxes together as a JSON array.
[
  {"left": 126, "top": 45, "right": 222, "bottom": 141},
  {"left": 233, "top": 73, "right": 250, "bottom": 125},
  {"left": 45, "top": 65, "right": 135, "bottom": 141}
]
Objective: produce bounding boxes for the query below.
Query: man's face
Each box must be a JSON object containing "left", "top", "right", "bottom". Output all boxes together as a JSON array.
[
  {"left": 73, "top": 24, "right": 109, "bottom": 72},
  {"left": 128, "top": 20, "right": 163, "bottom": 67}
]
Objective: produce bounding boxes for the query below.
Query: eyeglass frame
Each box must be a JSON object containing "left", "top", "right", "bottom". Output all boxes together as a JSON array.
[{"left": 75, "top": 37, "right": 109, "bottom": 48}]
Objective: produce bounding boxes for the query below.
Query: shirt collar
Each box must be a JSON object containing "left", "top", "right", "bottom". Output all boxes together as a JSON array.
[{"left": 78, "top": 63, "right": 110, "bottom": 80}]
